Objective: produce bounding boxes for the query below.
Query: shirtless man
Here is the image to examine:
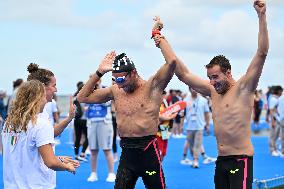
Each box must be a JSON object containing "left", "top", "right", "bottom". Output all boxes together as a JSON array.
[
  {"left": 77, "top": 35, "right": 176, "bottom": 189},
  {"left": 152, "top": 0, "right": 268, "bottom": 188}
]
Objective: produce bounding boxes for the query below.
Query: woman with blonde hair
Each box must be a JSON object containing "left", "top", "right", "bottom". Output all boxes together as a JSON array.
[{"left": 2, "top": 80, "right": 77, "bottom": 189}]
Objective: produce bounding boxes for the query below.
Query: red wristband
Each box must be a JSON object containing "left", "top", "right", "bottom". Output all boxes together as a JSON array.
[{"left": 151, "top": 29, "right": 161, "bottom": 39}]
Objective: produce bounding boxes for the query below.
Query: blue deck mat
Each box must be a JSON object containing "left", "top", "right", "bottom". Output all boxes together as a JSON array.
[{"left": 1, "top": 126, "right": 284, "bottom": 189}]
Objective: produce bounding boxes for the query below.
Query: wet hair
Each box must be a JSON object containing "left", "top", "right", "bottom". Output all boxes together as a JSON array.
[
  {"left": 206, "top": 55, "right": 231, "bottom": 74},
  {"left": 112, "top": 53, "right": 135, "bottom": 73},
  {"left": 5, "top": 80, "right": 45, "bottom": 132},
  {"left": 74, "top": 81, "right": 84, "bottom": 97},
  {"left": 13, "top": 79, "right": 23, "bottom": 89},
  {"left": 27, "top": 63, "right": 54, "bottom": 86}
]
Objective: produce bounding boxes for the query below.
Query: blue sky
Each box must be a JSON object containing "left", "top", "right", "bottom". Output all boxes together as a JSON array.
[{"left": 1, "top": 0, "right": 283, "bottom": 95}]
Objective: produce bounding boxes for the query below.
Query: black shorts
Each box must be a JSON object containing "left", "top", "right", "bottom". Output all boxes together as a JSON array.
[
  {"left": 214, "top": 155, "right": 253, "bottom": 189},
  {"left": 115, "top": 135, "right": 166, "bottom": 189},
  {"left": 253, "top": 108, "right": 262, "bottom": 122},
  {"left": 174, "top": 114, "right": 181, "bottom": 124}
]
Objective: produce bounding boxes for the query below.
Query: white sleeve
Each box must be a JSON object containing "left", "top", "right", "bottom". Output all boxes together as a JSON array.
[
  {"left": 184, "top": 95, "right": 190, "bottom": 103},
  {"left": 204, "top": 100, "right": 210, "bottom": 113},
  {"left": 34, "top": 118, "right": 55, "bottom": 147},
  {"left": 52, "top": 100, "right": 58, "bottom": 113},
  {"left": 269, "top": 98, "right": 278, "bottom": 110}
]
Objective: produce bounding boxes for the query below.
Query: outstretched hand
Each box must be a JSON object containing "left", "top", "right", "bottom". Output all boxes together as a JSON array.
[
  {"left": 68, "top": 96, "right": 76, "bottom": 120},
  {"left": 152, "top": 16, "right": 163, "bottom": 31},
  {"left": 58, "top": 156, "right": 80, "bottom": 168},
  {"left": 66, "top": 162, "right": 76, "bottom": 175},
  {"left": 98, "top": 51, "right": 116, "bottom": 74},
  {"left": 254, "top": 0, "right": 266, "bottom": 15}
]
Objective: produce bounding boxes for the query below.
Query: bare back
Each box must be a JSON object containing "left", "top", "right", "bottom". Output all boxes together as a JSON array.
[
  {"left": 111, "top": 77, "right": 162, "bottom": 137},
  {"left": 211, "top": 77, "right": 254, "bottom": 156}
]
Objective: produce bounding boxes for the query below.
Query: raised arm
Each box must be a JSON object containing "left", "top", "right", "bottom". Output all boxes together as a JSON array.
[
  {"left": 54, "top": 96, "right": 75, "bottom": 137},
  {"left": 77, "top": 52, "right": 115, "bottom": 104},
  {"left": 175, "top": 58, "right": 211, "bottom": 96},
  {"left": 152, "top": 17, "right": 211, "bottom": 97},
  {"left": 242, "top": 0, "right": 269, "bottom": 92},
  {"left": 151, "top": 17, "right": 177, "bottom": 92}
]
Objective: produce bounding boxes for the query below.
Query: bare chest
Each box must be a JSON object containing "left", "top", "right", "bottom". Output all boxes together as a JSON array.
[
  {"left": 113, "top": 88, "right": 160, "bottom": 116},
  {"left": 116, "top": 95, "right": 148, "bottom": 116},
  {"left": 211, "top": 90, "right": 254, "bottom": 131},
  {"left": 212, "top": 91, "right": 253, "bottom": 114}
]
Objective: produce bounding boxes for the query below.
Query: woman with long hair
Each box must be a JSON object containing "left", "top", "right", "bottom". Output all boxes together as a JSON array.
[
  {"left": 26, "top": 63, "right": 79, "bottom": 170},
  {"left": 2, "top": 80, "right": 77, "bottom": 189}
]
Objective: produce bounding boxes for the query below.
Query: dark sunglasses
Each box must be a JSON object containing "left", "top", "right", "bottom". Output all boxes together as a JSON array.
[{"left": 112, "top": 72, "right": 130, "bottom": 84}]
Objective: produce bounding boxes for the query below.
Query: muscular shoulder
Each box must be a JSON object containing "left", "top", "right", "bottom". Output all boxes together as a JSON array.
[
  {"left": 146, "top": 76, "right": 164, "bottom": 98},
  {"left": 237, "top": 76, "right": 247, "bottom": 89},
  {"left": 227, "top": 76, "right": 254, "bottom": 97},
  {"left": 147, "top": 75, "right": 162, "bottom": 93},
  {"left": 109, "top": 84, "right": 116, "bottom": 92},
  {"left": 237, "top": 75, "right": 258, "bottom": 94},
  {"left": 107, "top": 85, "right": 117, "bottom": 96}
]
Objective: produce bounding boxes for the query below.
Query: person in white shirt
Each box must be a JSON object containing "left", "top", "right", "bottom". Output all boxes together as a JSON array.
[
  {"left": 277, "top": 92, "right": 284, "bottom": 157},
  {"left": 268, "top": 86, "right": 283, "bottom": 156},
  {"left": 181, "top": 88, "right": 213, "bottom": 168},
  {"left": 26, "top": 63, "right": 75, "bottom": 138},
  {"left": 2, "top": 80, "right": 77, "bottom": 189},
  {"left": 44, "top": 99, "right": 59, "bottom": 127},
  {"left": 26, "top": 63, "right": 79, "bottom": 187},
  {"left": 26, "top": 63, "right": 77, "bottom": 155},
  {"left": 86, "top": 80, "right": 116, "bottom": 183},
  {"left": 44, "top": 98, "right": 60, "bottom": 144}
]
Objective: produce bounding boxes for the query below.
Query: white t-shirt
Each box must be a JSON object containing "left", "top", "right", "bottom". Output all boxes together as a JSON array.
[
  {"left": 269, "top": 95, "right": 279, "bottom": 122},
  {"left": 39, "top": 108, "right": 57, "bottom": 184},
  {"left": 269, "top": 95, "right": 278, "bottom": 110},
  {"left": 184, "top": 95, "right": 210, "bottom": 130},
  {"left": 43, "top": 99, "right": 58, "bottom": 126},
  {"left": 277, "top": 95, "right": 284, "bottom": 121},
  {"left": 2, "top": 116, "right": 56, "bottom": 189}
]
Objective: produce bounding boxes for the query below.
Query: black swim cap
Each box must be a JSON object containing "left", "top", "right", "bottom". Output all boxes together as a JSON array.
[{"left": 112, "top": 53, "right": 135, "bottom": 73}]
